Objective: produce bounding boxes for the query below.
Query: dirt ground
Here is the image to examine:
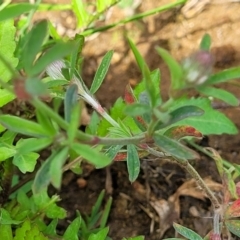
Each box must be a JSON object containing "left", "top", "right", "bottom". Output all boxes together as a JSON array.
[{"left": 33, "top": 1, "right": 240, "bottom": 239}]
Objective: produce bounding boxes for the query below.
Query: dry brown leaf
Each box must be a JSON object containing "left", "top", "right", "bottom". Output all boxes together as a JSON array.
[{"left": 150, "top": 178, "right": 222, "bottom": 238}]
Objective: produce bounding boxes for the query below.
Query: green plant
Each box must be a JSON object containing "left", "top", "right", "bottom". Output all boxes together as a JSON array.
[{"left": 1, "top": 1, "right": 240, "bottom": 239}]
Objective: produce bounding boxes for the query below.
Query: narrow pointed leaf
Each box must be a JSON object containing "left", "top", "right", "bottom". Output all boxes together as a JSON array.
[
  {"left": 143, "top": 64, "right": 158, "bottom": 107},
  {"left": 200, "top": 33, "right": 211, "bottom": 51},
  {"left": 67, "top": 103, "right": 81, "bottom": 143},
  {"left": 153, "top": 133, "right": 198, "bottom": 160},
  {"left": 30, "top": 41, "right": 77, "bottom": 76},
  {"left": 88, "top": 227, "right": 109, "bottom": 240},
  {"left": 90, "top": 50, "right": 113, "bottom": 94},
  {"left": 50, "top": 147, "right": 69, "bottom": 189},
  {"left": 71, "top": 143, "right": 111, "bottom": 168},
  {"left": 198, "top": 86, "right": 239, "bottom": 106},
  {"left": 36, "top": 109, "right": 56, "bottom": 136},
  {"left": 207, "top": 67, "right": 240, "bottom": 85},
  {"left": 64, "top": 84, "right": 78, "bottom": 123},
  {"left": 127, "top": 144, "right": 140, "bottom": 182},
  {"left": 22, "top": 21, "right": 48, "bottom": 74},
  {"left": 16, "top": 138, "right": 52, "bottom": 153},
  {"left": 100, "top": 198, "right": 112, "bottom": 228},
  {"left": 173, "top": 223, "right": 203, "bottom": 240},
  {"left": 72, "top": 0, "right": 89, "bottom": 28},
  {"left": 0, "top": 3, "right": 36, "bottom": 21},
  {"left": 0, "top": 115, "right": 51, "bottom": 137},
  {"left": 32, "top": 151, "right": 57, "bottom": 194},
  {"left": 156, "top": 47, "right": 183, "bottom": 90},
  {"left": 134, "top": 69, "right": 161, "bottom": 101},
  {"left": 128, "top": 38, "right": 145, "bottom": 71},
  {"left": 70, "top": 35, "right": 85, "bottom": 78},
  {"left": 63, "top": 216, "right": 81, "bottom": 240}
]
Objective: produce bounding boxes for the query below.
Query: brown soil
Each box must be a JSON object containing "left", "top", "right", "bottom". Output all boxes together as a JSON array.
[{"left": 33, "top": 1, "right": 240, "bottom": 239}]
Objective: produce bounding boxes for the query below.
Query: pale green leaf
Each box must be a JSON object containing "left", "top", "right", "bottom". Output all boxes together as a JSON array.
[
  {"left": 90, "top": 50, "right": 113, "bottom": 94},
  {"left": 0, "top": 147, "right": 16, "bottom": 161},
  {"left": 63, "top": 216, "right": 81, "bottom": 240},
  {"left": 13, "top": 152, "right": 39, "bottom": 173},
  {"left": 197, "top": 86, "right": 239, "bottom": 106},
  {"left": 0, "top": 89, "right": 15, "bottom": 107},
  {"left": 0, "top": 19, "right": 18, "bottom": 82}
]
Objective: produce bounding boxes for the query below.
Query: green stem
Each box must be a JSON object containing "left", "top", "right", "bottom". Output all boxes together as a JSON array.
[
  {"left": 82, "top": 0, "right": 187, "bottom": 36},
  {"left": 98, "top": 133, "right": 145, "bottom": 146}
]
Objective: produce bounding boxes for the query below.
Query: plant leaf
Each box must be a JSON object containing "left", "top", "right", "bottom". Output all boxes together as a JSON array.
[
  {"left": 100, "top": 197, "right": 112, "bottom": 228},
  {"left": 90, "top": 50, "right": 113, "bottom": 94},
  {"left": 225, "top": 220, "right": 240, "bottom": 238},
  {"left": 0, "top": 208, "right": 21, "bottom": 224},
  {"left": 225, "top": 199, "right": 240, "bottom": 219},
  {"left": 21, "top": 20, "right": 48, "bottom": 75},
  {"left": 70, "top": 34, "right": 85, "bottom": 78},
  {"left": 124, "top": 103, "right": 150, "bottom": 116},
  {"left": 64, "top": 84, "right": 79, "bottom": 123},
  {"left": 50, "top": 147, "right": 69, "bottom": 189},
  {"left": 105, "top": 145, "right": 123, "bottom": 160},
  {"left": 63, "top": 216, "right": 81, "bottom": 240},
  {"left": 167, "top": 97, "right": 238, "bottom": 135},
  {"left": 30, "top": 41, "right": 77, "bottom": 76},
  {"left": 157, "top": 105, "right": 204, "bottom": 129},
  {"left": 0, "top": 89, "right": 15, "bottom": 107},
  {"left": 128, "top": 37, "right": 145, "bottom": 71},
  {"left": 32, "top": 151, "right": 58, "bottom": 194},
  {"left": 173, "top": 222, "right": 203, "bottom": 240},
  {"left": 197, "top": 86, "right": 239, "bottom": 106},
  {"left": 164, "top": 125, "right": 203, "bottom": 140},
  {"left": 0, "top": 115, "right": 51, "bottom": 137},
  {"left": 156, "top": 47, "right": 183, "bottom": 90},
  {"left": 153, "top": 133, "right": 198, "bottom": 160},
  {"left": 127, "top": 144, "right": 140, "bottom": 183},
  {"left": 72, "top": 0, "right": 89, "bottom": 28},
  {"left": 16, "top": 138, "right": 52, "bottom": 153},
  {"left": 207, "top": 67, "right": 240, "bottom": 85},
  {"left": 0, "top": 224, "right": 13, "bottom": 240},
  {"left": 13, "top": 152, "right": 39, "bottom": 173},
  {"left": 0, "top": 3, "right": 36, "bottom": 21},
  {"left": 86, "top": 111, "right": 100, "bottom": 135},
  {"left": 88, "top": 227, "right": 109, "bottom": 240},
  {"left": 71, "top": 143, "right": 111, "bottom": 168},
  {"left": 33, "top": 191, "right": 66, "bottom": 219},
  {"left": 200, "top": 33, "right": 211, "bottom": 51},
  {"left": 0, "top": 19, "right": 18, "bottom": 82},
  {"left": 0, "top": 147, "right": 16, "bottom": 161}
]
